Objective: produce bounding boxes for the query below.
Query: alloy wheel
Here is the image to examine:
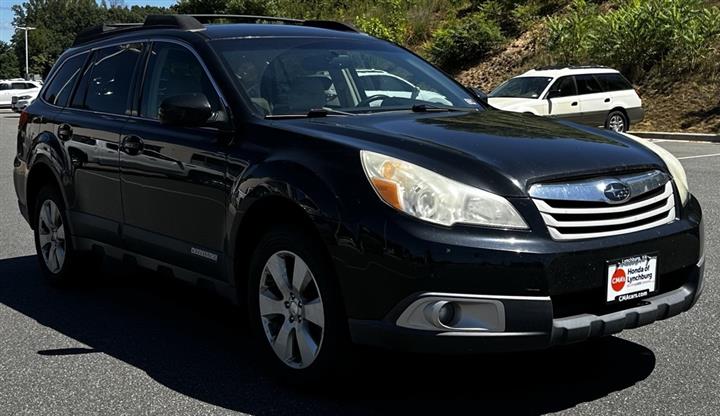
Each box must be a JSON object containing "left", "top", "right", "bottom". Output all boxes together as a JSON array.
[
  {"left": 258, "top": 250, "right": 325, "bottom": 369},
  {"left": 37, "top": 199, "right": 66, "bottom": 274},
  {"left": 609, "top": 114, "right": 625, "bottom": 132}
]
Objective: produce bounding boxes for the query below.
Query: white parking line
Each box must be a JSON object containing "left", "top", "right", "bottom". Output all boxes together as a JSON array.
[{"left": 678, "top": 153, "right": 720, "bottom": 160}]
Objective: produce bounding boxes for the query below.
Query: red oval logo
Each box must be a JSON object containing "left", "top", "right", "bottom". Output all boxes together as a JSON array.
[{"left": 611, "top": 268, "right": 626, "bottom": 292}]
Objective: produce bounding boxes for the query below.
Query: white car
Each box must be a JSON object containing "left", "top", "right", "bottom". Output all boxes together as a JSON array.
[
  {"left": 356, "top": 69, "right": 452, "bottom": 106},
  {"left": 488, "top": 66, "right": 643, "bottom": 132},
  {"left": 11, "top": 95, "right": 36, "bottom": 112},
  {"left": 0, "top": 80, "right": 41, "bottom": 108}
]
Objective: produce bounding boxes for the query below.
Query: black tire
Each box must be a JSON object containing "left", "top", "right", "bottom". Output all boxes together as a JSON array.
[
  {"left": 33, "top": 185, "right": 95, "bottom": 285},
  {"left": 247, "top": 225, "right": 348, "bottom": 382},
  {"left": 605, "top": 110, "right": 629, "bottom": 133}
]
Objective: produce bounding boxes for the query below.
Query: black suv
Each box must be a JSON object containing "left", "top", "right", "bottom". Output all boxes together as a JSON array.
[{"left": 14, "top": 15, "right": 704, "bottom": 378}]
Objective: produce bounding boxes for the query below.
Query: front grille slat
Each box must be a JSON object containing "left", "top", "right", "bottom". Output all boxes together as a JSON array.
[{"left": 532, "top": 176, "right": 676, "bottom": 241}]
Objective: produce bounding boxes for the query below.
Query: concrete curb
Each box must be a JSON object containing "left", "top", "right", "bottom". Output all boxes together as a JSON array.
[{"left": 629, "top": 131, "right": 720, "bottom": 142}]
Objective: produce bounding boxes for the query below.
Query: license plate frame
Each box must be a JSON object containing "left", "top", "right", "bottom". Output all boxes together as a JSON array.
[{"left": 606, "top": 253, "right": 658, "bottom": 304}]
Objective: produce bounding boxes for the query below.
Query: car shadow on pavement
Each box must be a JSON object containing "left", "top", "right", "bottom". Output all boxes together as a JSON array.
[{"left": 0, "top": 255, "right": 656, "bottom": 415}]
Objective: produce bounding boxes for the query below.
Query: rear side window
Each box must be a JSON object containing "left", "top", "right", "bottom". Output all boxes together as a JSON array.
[
  {"left": 596, "top": 73, "right": 633, "bottom": 92},
  {"left": 575, "top": 75, "right": 603, "bottom": 95},
  {"left": 0, "top": 84, "right": 10, "bottom": 91},
  {"left": 42, "top": 53, "right": 87, "bottom": 107},
  {"left": 71, "top": 44, "right": 144, "bottom": 115},
  {"left": 139, "top": 42, "right": 222, "bottom": 120}
]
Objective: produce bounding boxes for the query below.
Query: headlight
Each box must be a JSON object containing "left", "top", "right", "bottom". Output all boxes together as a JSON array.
[
  {"left": 622, "top": 133, "right": 689, "bottom": 205},
  {"left": 360, "top": 150, "right": 528, "bottom": 229},
  {"left": 18, "top": 95, "right": 32, "bottom": 100}
]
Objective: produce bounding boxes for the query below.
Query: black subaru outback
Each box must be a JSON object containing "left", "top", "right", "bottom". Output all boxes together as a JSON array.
[{"left": 13, "top": 15, "right": 704, "bottom": 378}]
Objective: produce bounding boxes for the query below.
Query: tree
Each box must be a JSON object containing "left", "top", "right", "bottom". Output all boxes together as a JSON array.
[
  {"left": 173, "top": 0, "right": 276, "bottom": 16},
  {"left": 0, "top": 42, "right": 21, "bottom": 79},
  {"left": 10, "top": 0, "right": 170, "bottom": 78}
]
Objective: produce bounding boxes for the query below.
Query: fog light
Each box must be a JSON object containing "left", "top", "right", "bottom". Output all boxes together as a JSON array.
[
  {"left": 424, "top": 301, "right": 458, "bottom": 328},
  {"left": 438, "top": 302, "right": 456, "bottom": 326}
]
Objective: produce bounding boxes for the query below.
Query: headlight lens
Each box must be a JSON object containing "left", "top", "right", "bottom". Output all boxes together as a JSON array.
[
  {"left": 18, "top": 95, "right": 32, "bottom": 100},
  {"left": 622, "top": 133, "right": 689, "bottom": 205},
  {"left": 360, "top": 150, "right": 528, "bottom": 229}
]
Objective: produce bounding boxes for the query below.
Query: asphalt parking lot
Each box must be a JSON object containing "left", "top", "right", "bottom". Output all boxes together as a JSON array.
[{"left": 0, "top": 108, "right": 718, "bottom": 415}]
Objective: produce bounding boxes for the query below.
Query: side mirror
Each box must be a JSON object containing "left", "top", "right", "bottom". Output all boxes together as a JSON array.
[
  {"left": 159, "top": 93, "right": 213, "bottom": 127},
  {"left": 470, "top": 87, "right": 489, "bottom": 105},
  {"left": 546, "top": 90, "right": 560, "bottom": 100}
]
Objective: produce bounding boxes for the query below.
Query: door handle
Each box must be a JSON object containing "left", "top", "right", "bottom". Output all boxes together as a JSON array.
[
  {"left": 57, "top": 124, "right": 73, "bottom": 141},
  {"left": 571, "top": 102, "right": 578, "bottom": 106},
  {"left": 121, "top": 135, "right": 144, "bottom": 156},
  {"left": 604, "top": 98, "right": 611, "bottom": 103}
]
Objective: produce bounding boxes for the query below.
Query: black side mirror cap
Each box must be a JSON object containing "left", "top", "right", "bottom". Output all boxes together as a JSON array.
[
  {"left": 159, "top": 93, "right": 213, "bottom": 127},
  {"left": 469, "top": 87, "right": 488, "bottom": 105}
]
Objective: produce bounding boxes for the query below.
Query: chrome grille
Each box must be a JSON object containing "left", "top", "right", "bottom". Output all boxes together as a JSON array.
[{"left": 530, "top": 170, "right": 676, "bottom": 240}]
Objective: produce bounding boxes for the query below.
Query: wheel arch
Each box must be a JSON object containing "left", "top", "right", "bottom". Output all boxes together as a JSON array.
[
  {"left": 26, "top": 159, "right": 66, "bottom": 229},
  {"left": 227, "top": 161, "right": 344, "bottom": 307}
]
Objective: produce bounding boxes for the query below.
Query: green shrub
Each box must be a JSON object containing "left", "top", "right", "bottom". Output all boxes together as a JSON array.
[
  {"left": 547, "top": 0, "right": 720, "bottom": 81},
  {"left": 427, "top": 12, "right": 505, "bottom": 69},
  {"left": 355, "top": 16, "right": 406, "bottom": 44}
]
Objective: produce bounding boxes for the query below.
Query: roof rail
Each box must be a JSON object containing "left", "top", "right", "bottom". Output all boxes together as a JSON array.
[
  {"left": 72, "top": 14, "right": 359, "bottom": 46},
  {"left": 534, "top": 64, "right": 611, "bottom": 71},
  {"left": 187, "top": 14, "right": 359, "bottom": 32}
]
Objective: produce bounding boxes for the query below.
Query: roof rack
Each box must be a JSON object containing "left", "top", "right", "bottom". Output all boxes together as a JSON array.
[
  {"left": 534, "top": 65, "right": 610, "bottom": 71},
  {"left": 186, "top": 14, "right": 358, "bottom": 32},
  {"left": 72, "top": 14, "right": 358, "bottom": 46}
]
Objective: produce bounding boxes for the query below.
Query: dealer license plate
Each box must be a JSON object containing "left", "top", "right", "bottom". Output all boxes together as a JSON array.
[{"left": 606, "top": 254, "right": 657, "bottom": 303}]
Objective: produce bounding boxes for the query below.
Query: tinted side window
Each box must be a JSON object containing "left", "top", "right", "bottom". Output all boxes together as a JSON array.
[
  {"left": 140, "top": 43, "right": 222, "bottom": 120},
  {"left": 548, "top": 76, "right": 577, "bottom": 98},
  {"left": 11, "top": 82, "right": 26, "bottom": 89},
  {"left": 0, "top": 84, "right": 10, "bottom": 91},
  {"left": 596, "top": 74, "right": 633, "bottom": 92},
  {"left": 73, "top": 44, "right": 143, "bottom": 115},
  {"left": 575, "top": 75, "right": 603, "bottom": 95},
  {"left": 42, "top": 53, "right": 87, "bottom": 107}
]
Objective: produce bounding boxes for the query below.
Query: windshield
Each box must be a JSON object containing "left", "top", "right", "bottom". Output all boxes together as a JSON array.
[
  {"left": 211, "top": 38, "right": 481, "bottom": 116},
  {"left": 489, "top": 76, "right": 553, "bottom": 99}
]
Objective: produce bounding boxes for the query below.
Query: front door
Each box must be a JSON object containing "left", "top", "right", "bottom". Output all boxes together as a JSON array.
[
  {"left": 546, "top": 76, "right": 581, "bottom": 122},
  {"left": 119, "top": 41, "right": 230, "bottom": 279}
]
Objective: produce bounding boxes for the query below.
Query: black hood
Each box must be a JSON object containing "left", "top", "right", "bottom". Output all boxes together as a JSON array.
[{"left": 278, "top": 110, "right": 665, "bottom": 197}]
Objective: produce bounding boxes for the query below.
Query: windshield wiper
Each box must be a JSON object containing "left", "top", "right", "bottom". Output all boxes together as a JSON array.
[
  {"left": 410, "top": 103, "right": 464, "bottom": 113},
  {"left": 265, "top": 107, "right": 357, "bottom": 119}
]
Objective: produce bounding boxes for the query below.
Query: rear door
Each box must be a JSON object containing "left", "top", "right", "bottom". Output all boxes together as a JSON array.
[
  {"left": 119, "top": 41, "right": 229, "bottom": 279},
  {"left": 0, "top": 83, "right": 13, "bottom": 105},
  {"left": 575, "top": 74, "right": 609, "bottom": 127},
  {"left": 59, "top": 43, "right": 145, "bottom": 246}
]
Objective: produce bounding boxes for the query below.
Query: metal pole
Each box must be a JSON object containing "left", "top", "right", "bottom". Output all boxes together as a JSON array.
[
  {"left": 24, "top": 30, "right": 29, "bottom": 79},
  {"left": 15, "top": 27, "right": 36, "bottom": 80}
]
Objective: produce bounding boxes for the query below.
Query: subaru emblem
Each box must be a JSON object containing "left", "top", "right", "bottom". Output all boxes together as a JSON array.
[{"left": 603, "top": 182, "right": 631, "bottom": 204}]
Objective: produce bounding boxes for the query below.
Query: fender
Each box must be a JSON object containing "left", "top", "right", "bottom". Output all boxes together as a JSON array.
[{"left": 225, "top": 157, "right": 343, "bottom": 274}]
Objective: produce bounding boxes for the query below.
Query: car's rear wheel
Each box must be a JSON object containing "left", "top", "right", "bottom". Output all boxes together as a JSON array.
[
  {"left": 247, "top": 225, "right": 347, "bottom": 381},
  {"left": 33, "top": 185, "right": 96, "bottom": 284},
  {"left": 605, "top": 110, "right": 628, "bottom": 132}
]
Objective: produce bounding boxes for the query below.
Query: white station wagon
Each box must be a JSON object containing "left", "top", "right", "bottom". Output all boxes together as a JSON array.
[{"left": 488, "top": 66, "right": 643, "bottom": 132}]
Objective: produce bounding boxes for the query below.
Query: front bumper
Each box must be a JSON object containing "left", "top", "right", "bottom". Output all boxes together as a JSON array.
[
  {"left": 349, "top": 256, "right": 704, "bottom": 353},
  {"left": 338, "top": 193, "right": 704, "bottom": 353}
]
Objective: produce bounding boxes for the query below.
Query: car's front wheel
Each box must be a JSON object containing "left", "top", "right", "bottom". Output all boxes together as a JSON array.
[
  {"left": 605, "top": 110, "right": 628, "bottom": 133},
  {"left": 247, "top": 225, "right": 347, "bottom": 381}
]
